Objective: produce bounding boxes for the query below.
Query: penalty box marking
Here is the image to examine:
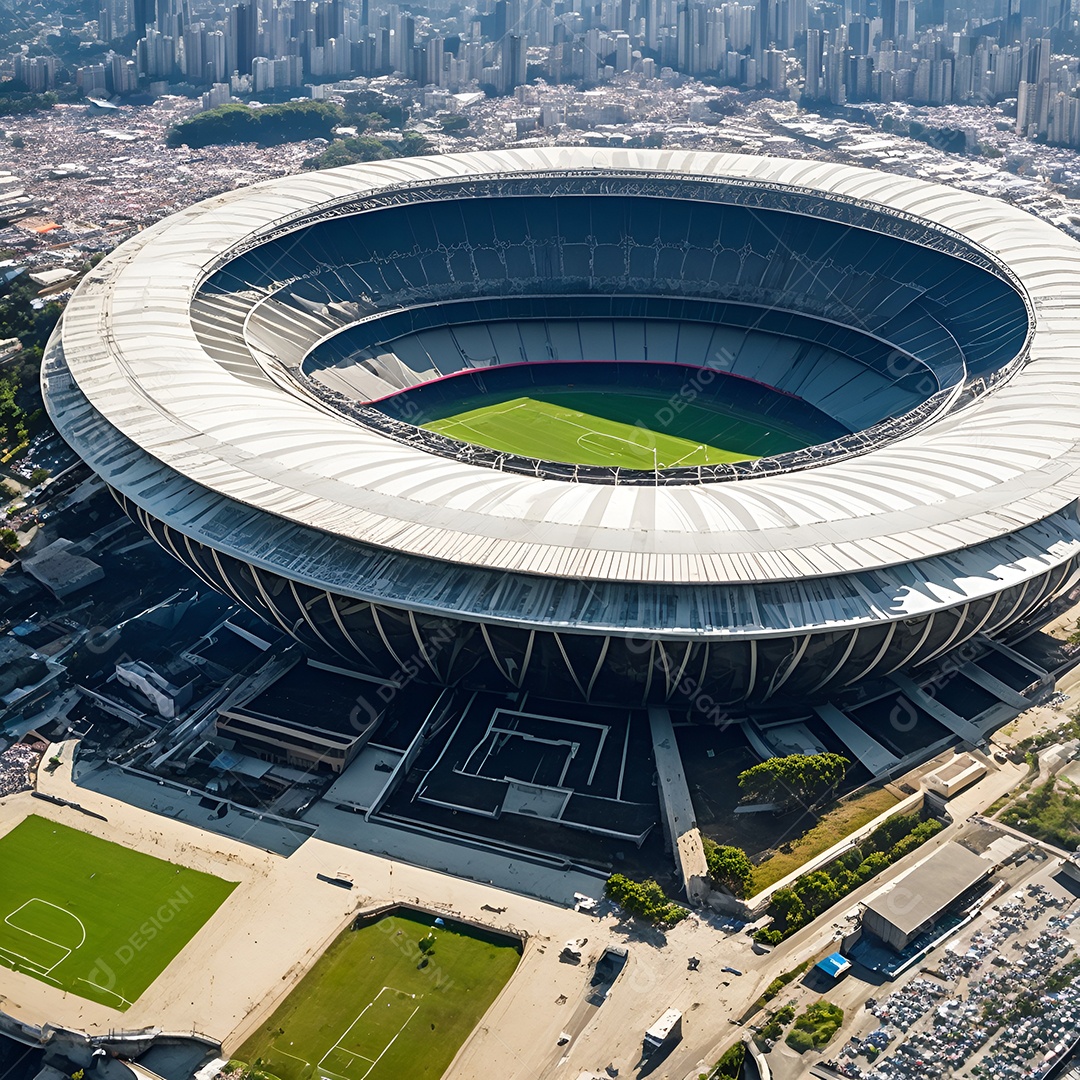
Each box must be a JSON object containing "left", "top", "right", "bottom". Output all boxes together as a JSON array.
[
  {"left": 2, "top": 899, "right": 87, "bottom": 976},
  {"left": 318, "top": 986, "right": 420, "bottom": 1080}
]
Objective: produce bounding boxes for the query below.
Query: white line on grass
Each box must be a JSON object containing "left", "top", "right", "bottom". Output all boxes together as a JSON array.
[
  {"left": 0, "top": 944, "right": 64, "bottom": 984},
  {"left": 6, "top": 899, "right": 87, "bottom": 947},
  {"left": 318, "top": 986, "right": 421, "bottom": 1080},
  {"left": 355, "top": 1003, "right": 418, "bottom": 1080},
  {"left": 2, "top": 899, "right": 86, "bottom": 975},
  {"left": 76, "top": 978, "right": 134, "bottom": 1009}
]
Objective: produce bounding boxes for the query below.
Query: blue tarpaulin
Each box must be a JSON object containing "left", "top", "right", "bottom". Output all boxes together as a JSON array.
[{"left": 816, "top": 952, "right": 852, "bottom": 979}]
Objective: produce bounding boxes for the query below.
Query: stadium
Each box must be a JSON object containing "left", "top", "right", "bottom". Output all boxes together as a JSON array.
[{"left": 41, "top": 148, "right": 1080, "bottom": 709}]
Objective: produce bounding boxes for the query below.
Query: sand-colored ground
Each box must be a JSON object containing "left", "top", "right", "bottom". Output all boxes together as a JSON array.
[
  {"left": 0, "top": 725, "right": 1054, "bottom": 1080},
  {"left": 0, "top": 741, "right": 775, "bottom": 1079},
  {"left": 0, "top": 743, "right": 596, "bottom": 1058}
]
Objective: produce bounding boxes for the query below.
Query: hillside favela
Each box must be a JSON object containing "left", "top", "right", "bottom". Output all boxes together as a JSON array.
[{"left": 9, "top": 0, "right": 1080, "bottom": 1079}]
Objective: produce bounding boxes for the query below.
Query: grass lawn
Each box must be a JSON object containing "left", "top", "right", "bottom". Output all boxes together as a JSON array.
[
  {"left": 424, "top": 395, "right": 754, "bottom": 468},
  {"left": 420, "top": 386, "right": 824, "bottom": 467},
  {"left": 0, "top": 815, "right": 237, "bottom": 1009},
  {"left": 1000, "top": 776, "right": 1080, "bottom": 849},
  {"left": 236, "top": 910, "right": 520, "bottom": 1080},
  {"left": 749, "top": 787, "right": 900, "bottom": 892},
  {"left": 785, "top": 1001, "right": 844, "bottom": 1053}
]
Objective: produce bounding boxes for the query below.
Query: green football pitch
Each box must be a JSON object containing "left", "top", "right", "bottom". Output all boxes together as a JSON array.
[
  {"left": 421, "top": 389, "right": 812, "bottom": 468},
  {"left": 0, "top": 816, "right": 237, "bottom": 1009},
  {"left": 236, "top": 910, "right": 521, "bottom": 1080}
]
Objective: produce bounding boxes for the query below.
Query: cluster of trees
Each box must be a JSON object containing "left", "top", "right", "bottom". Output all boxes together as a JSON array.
[
  {"left": 755, "top": 960, "right": 811, "bottom": 1008},
  {"left": 305, "top": 131, "right": 429, "bottom": 170},
  {"left": 0, "top": 88, "right": 58, "bottom": 116},
  {"left": 1015, "top": 716, "right": 1080, "bottom": 758},
  {"left": 784, "top": 1001, "right": 844, "bottom": 1054},
  {"left": 166, "top": 100, "right": 346, "bottom": 148},
  {"left": 711, "top": 1041, "right": 745, "bottom": 1078},
  {"left": 339, "top": 89, "right": 408, "bottom": 128},
  {"left": 703, "top": 840, "right": 754, "bottom": 898},
  {"left": 738, "top": 752, "right": 850, "bottom": 811},
  {"left": 759, "top": 1002, "right": 796, "bottom": 1043},
  {"left": 300, "top": 92, "right": 430, "bottom": 168},
  {"left": 604, "top": 873, "right": 688, "bottom": 929},
  {"left": 0, "top": 274, "right": 63, "bottom": 451},
  {"left": 0, "top": 377, "right": 27, "bottom": 449},
  {"left": 754, "top": 812, "right": 943, "bottom": 945},
  {"left": 1001, "top": 779, "right": 1080, "bottom": 849}
]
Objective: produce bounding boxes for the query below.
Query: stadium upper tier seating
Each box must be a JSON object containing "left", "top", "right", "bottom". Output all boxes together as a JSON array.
[{"left": 191, "top": 184, "right": 1028, "bottom": 456}]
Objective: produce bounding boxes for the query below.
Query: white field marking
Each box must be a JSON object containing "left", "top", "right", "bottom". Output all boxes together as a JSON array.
[
  {"left": 668, "top": 443, "right": 709, "bottom": 467},
  {"left": 318, "top": 986, "right": 421, "bottom": 1080},
  {"left": 269, "top": 1048, "right": 312, "bottom": 1068},
  {"left": 6, "top": 899, "right": 88, "bottom": 947},
  {"left": 576, "top": 429, "right": 661, "bottom": 466},
  {"left": 76, "top": 977, "right": 135, "bottom": 1009},
  {"left": 442, "top": 397, "right": 741, "bottom": 469},
  {"left": 0, "top": 943, "right": 64, "bottom": 984},
  {"left": 436, "top": 398, "right": 661, "bottom": 464},
  {"left": 353, "top": 1003, "right": 418, "bottom": 1080},
  {"left": 2, "top": 899, "right": 87, "bottom": 975},
  {"left": 318, "top": 1048, "right": 375, "bottom": 1080}
]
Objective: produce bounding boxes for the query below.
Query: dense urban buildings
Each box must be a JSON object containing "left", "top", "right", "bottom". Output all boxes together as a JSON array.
[{"left": 11, "top": 0, "right": 1080, "bottom": 147}]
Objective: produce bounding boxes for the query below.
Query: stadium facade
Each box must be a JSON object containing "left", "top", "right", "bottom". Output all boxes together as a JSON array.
[{"left": 42, "top": 149, "right": 1080, "bottom": 708}]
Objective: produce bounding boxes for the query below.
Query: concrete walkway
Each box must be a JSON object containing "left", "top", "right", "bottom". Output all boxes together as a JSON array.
[
  {"left": 889, "top": 673, "right": 984, "bottom": 745},
  {"left": 960, "top": 662, "right": 1033, "bottom": 710},
  {"left": 813, "top": 703, "right": 899, "bottom": 775},
  {"left": 648, "top": 707, "right": 709, "bottom": 903}
]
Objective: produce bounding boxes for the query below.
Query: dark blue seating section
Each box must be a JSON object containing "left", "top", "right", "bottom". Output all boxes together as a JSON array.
[{"left": 205, "top": 192, "right": 1028, "bottom": 383}]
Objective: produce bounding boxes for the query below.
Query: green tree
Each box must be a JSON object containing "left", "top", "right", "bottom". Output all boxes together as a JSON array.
[
  {"left": 304, "top": 131, "right": 431, "bottom": 170},
  {"left": 704, "top": 841, "right": 754, "bottom": 898},
  {"left": 855, "top": 850, "right": 891, "bottom": 882},
  {"left": 0, "top": 278, "right": 62, "bottom": 449},
  {"left": 604, "top": 873, "right": 688, "bottom": 928},
  {"left": 769, "top": 886, "right": 806, "bottom": 932},
  {"left": 737, "top": 752, "right": 850, "bottom": 809},
  {"left": 166, "top": 100, "right": 346, "bottom": 149},
  {"left": 888, "top": 818, "right": 943, "bottom": 859},
  {"left": 785, "top": 1000, "right": 844, "bottom": 1052},
  {"left": 785, "top": 1029, "right": 815, "bottom": 1053},
  {"left": 791, "top": 870, "right": 839, "bottom": 917},
  {"left": 863, "top": 811, "right": 921, "bottom": 854},
  {"left": 713, "top": 1042, "right": 745, "bottom": 1078}
]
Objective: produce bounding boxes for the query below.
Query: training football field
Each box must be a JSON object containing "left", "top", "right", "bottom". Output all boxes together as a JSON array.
[
  {"left": 423, "top": 394, "right": 759, "bottom": 468},
  {"left": 237, "top": 911, "right": 521, "bottom": 1080},
  {"left": 0, "top": 816, "right": 237, "bottom": 1009}
]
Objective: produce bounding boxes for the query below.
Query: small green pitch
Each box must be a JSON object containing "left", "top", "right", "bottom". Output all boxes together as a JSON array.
[
  {"left": 236, "top": 911, "right": 521, "bottom": 1080},
  {"left": 424, "top": 395, "right": 756, "bottom": 468},
  {"left": 0, "top": 815, "right": 237, "bottom": 1009}
]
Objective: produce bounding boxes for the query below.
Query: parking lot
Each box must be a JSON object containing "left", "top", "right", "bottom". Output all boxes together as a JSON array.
[{"left": 824, "top": 861, "right": 1080, "bottom": 1079}]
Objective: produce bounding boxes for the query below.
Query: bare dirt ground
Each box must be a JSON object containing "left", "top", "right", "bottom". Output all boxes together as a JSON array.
[{"left": 0, "top": 731, "right": 1049, "bottom": 1080}]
